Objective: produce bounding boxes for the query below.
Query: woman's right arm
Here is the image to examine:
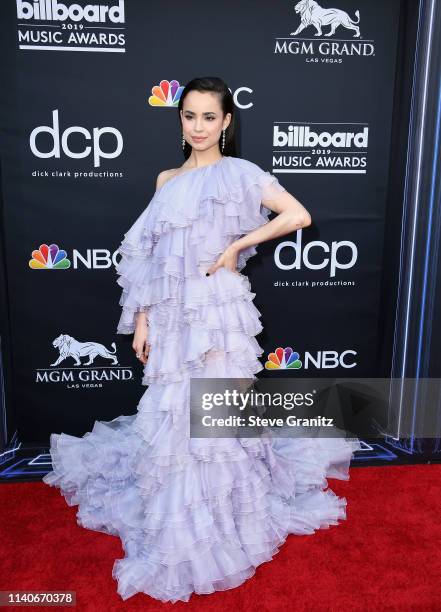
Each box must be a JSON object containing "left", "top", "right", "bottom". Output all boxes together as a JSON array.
[
  {"left": 130, "top": 169, "right": 174, "bottom": 362},
  {"left": 133, "top": 310, "right": 150, "bottom": 364}
]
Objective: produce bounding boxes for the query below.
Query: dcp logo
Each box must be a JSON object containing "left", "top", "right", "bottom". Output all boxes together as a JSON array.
[
  {"left": 275, "top": 229, "right": 357, "bottom": 277},
  {"left": 30, "top": 109, "right": 123, "bottom": 167}
]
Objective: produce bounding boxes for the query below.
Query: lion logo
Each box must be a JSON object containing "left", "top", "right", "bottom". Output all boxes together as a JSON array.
[
  {"left": 50, "top": 334, "right": 118, "bottom": 366},
  {"left": 290, "top": 0, "right": 361, "bottom": 38}
]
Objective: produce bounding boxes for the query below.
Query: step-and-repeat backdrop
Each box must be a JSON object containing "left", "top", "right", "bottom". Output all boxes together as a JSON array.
[{"left": 1, "top": 0, "right": 403, "bottom": 464}]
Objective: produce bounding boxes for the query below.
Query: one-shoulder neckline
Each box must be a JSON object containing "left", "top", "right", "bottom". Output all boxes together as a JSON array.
[{"left": 155, "top": 156, "right": 228, "bottom": 196}]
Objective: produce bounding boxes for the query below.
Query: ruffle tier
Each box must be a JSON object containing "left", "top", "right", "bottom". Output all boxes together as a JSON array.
[
  {"left": 115, "top": 156, "right": 286, "bottom": 338},
  {"left": 43, "top": 379, "right": 361, "bottom": 602}
]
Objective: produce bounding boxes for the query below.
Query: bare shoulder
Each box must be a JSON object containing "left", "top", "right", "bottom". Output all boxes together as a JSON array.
[{"left": 156, "top": 167, "right": 180, "bottom": 191}]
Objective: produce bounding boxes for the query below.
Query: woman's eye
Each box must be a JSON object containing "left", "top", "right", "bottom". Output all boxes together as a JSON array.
[{"left": 184, "top": 116, "right": 215, "bottom": 121}]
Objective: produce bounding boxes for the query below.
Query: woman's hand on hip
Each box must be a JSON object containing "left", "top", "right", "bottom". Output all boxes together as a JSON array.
[{"left": 206, "top": 243, "right": 240, "bottom": 276}]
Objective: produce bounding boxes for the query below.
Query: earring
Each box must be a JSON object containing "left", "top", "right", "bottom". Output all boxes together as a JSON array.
[
  {"left": 221, "top": 129, "right": 226, "bottom": 152},
  {"left": 182, "top": 133, "right": 186, "bottom": 150}
]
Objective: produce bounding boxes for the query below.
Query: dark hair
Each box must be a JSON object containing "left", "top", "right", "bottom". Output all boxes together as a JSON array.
[{"left": 178, "top": 77, "right": 238, "bottom": 160}]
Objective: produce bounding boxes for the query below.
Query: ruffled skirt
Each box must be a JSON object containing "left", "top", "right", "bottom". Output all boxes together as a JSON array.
[{"left": 44, "top": 339, "right": 361, "bottom": 603}]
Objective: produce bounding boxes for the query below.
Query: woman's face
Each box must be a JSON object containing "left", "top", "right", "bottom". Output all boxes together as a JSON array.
[{"left": 181, "top": 90, "right": 231, "bottom": 153}]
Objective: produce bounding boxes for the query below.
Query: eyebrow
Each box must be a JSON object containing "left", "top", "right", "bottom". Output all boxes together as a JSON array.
[{"left": 183, "top": 110, "right": 217, "bottom": 115}]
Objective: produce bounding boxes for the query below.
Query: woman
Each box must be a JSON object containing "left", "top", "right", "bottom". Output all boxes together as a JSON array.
[{"left": 43, "top": 76, "right": 361, "bottom": 603}]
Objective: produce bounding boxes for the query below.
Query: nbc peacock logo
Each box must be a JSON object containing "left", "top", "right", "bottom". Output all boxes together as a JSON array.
[
  {"left": 265, "top": 346, "right": 302, "bottom": 370},
  {"left": 29, "top": 244, "right": 71, "bottom": 269},
  {"left": 148, "top": 80, "right": 184, "bottom": 107}
]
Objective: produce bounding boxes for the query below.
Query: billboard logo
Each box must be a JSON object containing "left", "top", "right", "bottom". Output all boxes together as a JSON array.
[
  {"left": 17, "top": 0, "right": 126, "bottom": 52},
  {"left": 271, "top": 123, "right": 369, "bottom": 174},
  {"left": 17, "top": 0, "right": 125, "bottom": 23},
  {"left": 274, "top": 125, "right": 368, "bottom": 149}
]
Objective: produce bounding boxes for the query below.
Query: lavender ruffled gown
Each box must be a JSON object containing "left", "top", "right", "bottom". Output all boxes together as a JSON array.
[{"left": 43, "top": 156, "right": 361, "bottom": 603}]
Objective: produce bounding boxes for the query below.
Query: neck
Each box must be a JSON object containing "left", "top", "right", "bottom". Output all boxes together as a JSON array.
[{"left": 185, "top": 147, "right": 223, "bottom": 168}]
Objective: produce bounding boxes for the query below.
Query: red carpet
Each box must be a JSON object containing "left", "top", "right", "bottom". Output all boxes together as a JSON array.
[{"left": 0, "top": 464, "right": 439, "bottom": 611}]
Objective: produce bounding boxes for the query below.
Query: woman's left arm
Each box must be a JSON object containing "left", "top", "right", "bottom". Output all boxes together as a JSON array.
[
  {"left": 238, "top": 189, "right": 311, "bottom": 248},
  {"left": 207, "top": 190, "right": 311, "bottom": 274}
]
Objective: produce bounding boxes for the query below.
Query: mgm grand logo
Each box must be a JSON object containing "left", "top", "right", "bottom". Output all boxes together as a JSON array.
[
  {"left": 35, "top": 334, "right": 134, "bottom": 387},
  {"left": 276, "top": 0, "right": 375, "bottom": 59}
]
